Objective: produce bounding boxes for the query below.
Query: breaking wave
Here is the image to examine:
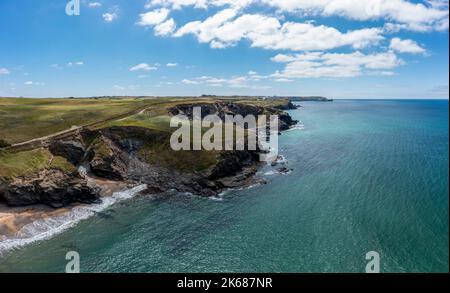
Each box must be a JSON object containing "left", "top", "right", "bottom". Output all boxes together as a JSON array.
[{"left": 0, "top": 184, "right": 147, "bottom": 254}]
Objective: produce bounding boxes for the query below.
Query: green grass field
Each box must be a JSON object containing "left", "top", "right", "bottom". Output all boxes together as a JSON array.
[
  {"left": 0, "top": 149, "right": 75, "bottom": 180},
  {"left": 0, "top": 97, "right": 175, "bottom": 144}
]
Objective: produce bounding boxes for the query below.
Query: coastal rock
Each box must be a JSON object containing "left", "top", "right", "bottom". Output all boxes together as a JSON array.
[
  {"left": 88, "top": 135, "right": 129, "bottom": 181},
  {"left": 273, "top": 101, "right": 299, "bottom": 110},
  {"left": 168, "top": 101, "right": 298, "bottom": 132},
  {"left": 49, "top": 139, "right": 86, "bottom": 165},
  {"left": 207, "top": 150, "right": 256, "bottom": 180},
  {"left": 0, "top": 168, "right": 100, "bottom": 208}
]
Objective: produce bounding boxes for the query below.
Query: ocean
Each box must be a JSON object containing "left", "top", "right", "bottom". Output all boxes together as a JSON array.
[{"left": 0, "top": 99, "right": 448, "bottom": 272}]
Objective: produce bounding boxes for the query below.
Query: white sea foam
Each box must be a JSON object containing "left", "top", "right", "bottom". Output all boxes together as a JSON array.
[
  {"left": 209, "top": 196, "right": 224, "bottom": 202},
  {"left": 0, "top": 184, "right": 147, "bottom": 254},
  {"left": 286, "top": 123, "right": 305, "bottom": 132},
  {"left": 264, "top": 170, "right": 277, "bottom": 176},
  {"left": 267, "top": 154, "right": 287, "bottom": 166}
]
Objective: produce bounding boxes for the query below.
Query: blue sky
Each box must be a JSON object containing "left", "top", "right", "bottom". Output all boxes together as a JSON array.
[{"left": 0, "top": 0, "right": 448, "bottom": 99}]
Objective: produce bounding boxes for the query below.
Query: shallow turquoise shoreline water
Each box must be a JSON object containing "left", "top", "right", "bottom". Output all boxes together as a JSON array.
[{"left": 0, "top": 99, "right": 448, "bottom": 272}]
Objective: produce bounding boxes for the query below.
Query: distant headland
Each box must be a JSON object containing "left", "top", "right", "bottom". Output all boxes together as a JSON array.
[{"left": 200, "top": 95, "right": 333, "bottom": 102}]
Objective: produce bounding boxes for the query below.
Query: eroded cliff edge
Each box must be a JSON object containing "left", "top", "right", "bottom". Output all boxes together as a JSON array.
[{"left": 0, "top": 100, "right": 298, "bottom": 208}]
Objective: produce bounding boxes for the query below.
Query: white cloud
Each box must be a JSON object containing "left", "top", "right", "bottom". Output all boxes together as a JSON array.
[
  {"left": 67, "top": 61, "right": 84, "bottom": 67},
  {"left": 103, "top": 12, "right": 118, "bottom": 22},
  {"left": 174, "top": 8, "right": 237, "bottom": 40},
  {"left": 147, "top": 0, "right": 448, "bottom": 32},
  {"left": 113, "top": 85, "right": 125, "bottom": 90},
  {"left": 130, "top": 63, "right": 158, "bottom": 71},
  {"left": 181, "top": 75, "right": 270, "bottom": 89},
  {"left": 138, "top": 8, "right": 170, "bottom": 26},
  {"left": 146, "top": 0, "right": 252, "bottom": 10},
  {"left": 173, "top": 10, "right": 384, "bottom": 51},
  {"left": 182, "top": 78, "right": 201, "bottom": 84},
  {"left": 0, "top": 68, "right": 10, "bottom": 75},
  {"left": 262, "top": 0, "right": 449, "bottom": 32},
  {"left": 88, "top": 2, "right": 102, "bottom": 8},
  {"left": 273, "top": 78, "right": 294, "bottom": 82},
  {"left": 154, "top": 18, "right": 177, "bottom": 35},
  {"left": 248, "top": 70, "right": 257, "bottom": 75},
  {"left": 389, "top": 37, "right": 426, "bottom": 54},
  {"left": 24, "top": 81, "right": 43, "bottom": 85},
  {"left": 166, "top": 62, "right": 178, "bottom": 67},
  {"left": 271, "top": 51, "right": 403, "bottom": 79}
]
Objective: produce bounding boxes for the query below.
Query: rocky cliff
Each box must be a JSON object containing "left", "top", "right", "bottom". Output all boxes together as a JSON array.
[{"left": 0, "top": 100, "right": 298, "bottom": 208}]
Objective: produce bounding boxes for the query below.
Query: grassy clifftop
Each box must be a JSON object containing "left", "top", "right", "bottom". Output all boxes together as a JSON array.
[
  {"left": 0, "top": 97, "right": 170, "bottom": 144},
  {"left": 0, "top": 149, "right": 75, "bottom": 181}
]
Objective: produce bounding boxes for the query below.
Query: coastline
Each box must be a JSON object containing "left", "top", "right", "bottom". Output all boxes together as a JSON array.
[
  {"left": 0, "top": 139, "right": 295, "bottom": 254},
  {"left": 0, "top": 99, "right": 301, "bottom": 255}
]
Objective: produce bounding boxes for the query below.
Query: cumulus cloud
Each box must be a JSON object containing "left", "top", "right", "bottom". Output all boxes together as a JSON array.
[
  {"left": 129, "top": 63, "right": 158, "bottom": 71},
  {"left": 264, "top": 0, "right": 448, "bottom": 31},
  {"left": 271, "top": 51, "right": 403, "bottom": 79},
  {"left": 103, "top": 12, "right": 118, "bottom": 22},
  {"left": 389, "top": 37, "right": 426, "bottom": 54},
  {"left": 146, "top": 0, "right": 252, "bottom": 10},
  {"left": 88, "top": 2, "right": 102, "bottom": 8},
  {"left": 173, "top": 10, "right": 384, "bottom": 51},
  {"left": 146, "top": 0, "right": 448, "bottom": 31},
  {"left": 138, "top": 0, "right": 439, "bottom": 81},
  {"left": 0, "top": 68, "right": 10, "bottom": 75},
  {"left": 166, "top": 62, "right": 178, "bottom": 67},
  {"left": 154, "top": 18, "right": 177, "bottom": 35},
  {"left": 138, "top": 8, "right": 170, "bottom": 26}
]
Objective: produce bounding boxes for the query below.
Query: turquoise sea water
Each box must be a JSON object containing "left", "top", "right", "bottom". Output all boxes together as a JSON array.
[{"left": 0, "top": 99, "right": 448, "bottom": 272}]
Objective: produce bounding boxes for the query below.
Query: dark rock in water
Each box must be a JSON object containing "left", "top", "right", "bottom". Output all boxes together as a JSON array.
[
  {"left": 277, "top": 167, "right": 292, "bottom": 174},
  {"left": 278, "top": 112, "right": 299, "bottom": 131},
  {"left": 0, "top": 168, "right": 100, "bottom": 207},
  {"left": 215, "top": 166, "right": 259, "bottom": 188}
]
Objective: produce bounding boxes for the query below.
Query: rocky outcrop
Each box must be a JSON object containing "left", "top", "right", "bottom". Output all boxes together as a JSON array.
[
  {"left": 168, "top": 101, "right": 298, "bottom": 131},
  {"left": 207, "top": 150, "right": 257, "bottom": 180},
  {"left": 49, "top": 139, "right": 86, "bottom": 165},
  {"left": 88, "top": 135, "right": 129, "bottom": 180},
  {"left": 272, "top": 101, "right": 299, "bottom": 110},
  {"left": 0, "top": 168, "right": 100, "bottom": 208}
]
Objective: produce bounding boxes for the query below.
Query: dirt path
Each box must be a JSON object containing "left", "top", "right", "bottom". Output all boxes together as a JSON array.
[
  {"left": 11, "top": 126, "right": 81, "bottom": 148},
  {"left": 5, "top": 105, "right": 155, "bottom": 152}
]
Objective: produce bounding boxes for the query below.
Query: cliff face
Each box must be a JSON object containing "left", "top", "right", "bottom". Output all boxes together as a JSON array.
[
  {"left": 168, "top": 101, "right": 298, "bottom": 131},
  {"left": 0, "top": 101, "right": 298, "bottom": 208},
  {"left": 1, "top": 168, "right": 100, "bottom": 208}
]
